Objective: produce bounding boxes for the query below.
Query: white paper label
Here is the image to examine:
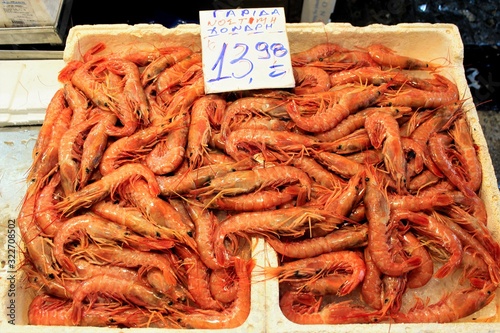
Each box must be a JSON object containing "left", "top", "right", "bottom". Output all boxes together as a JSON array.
[{"left": 199, "top": 7, "right": 295, "bottom": 94}]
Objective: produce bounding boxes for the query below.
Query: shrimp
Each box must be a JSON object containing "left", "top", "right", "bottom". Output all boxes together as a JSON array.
[
  {"left": 34, "top": 173, "right": 65, "bottom": 237},
  {"left": 392, "top": 283, "right": 496, "bottom": 323},
  {"left": 58, "top": 113, "right": 102, "bottom": 195},
  {"left": 266, "top": 224, "right": 368, "bottom": 259},
  {"left": 121, "top": 179, "right": 195, "bottom": 248},
  {"left": 203, "top": 185, "right": 299, "bottom": 212},
  {"left": 409, "top": 100, "right": 463, "bottom": 146},
  {"left": 145, "top": 111, "right": 190, "bottom": 175},
  {"left": 428, "top": 132, "right": 477, "bottom": 198},
  {"left": 100, "top": 59, "right": 150, "bottom": 124},
  {"left": 55, "top": 163, "right": 160, "bottom": 216},
  {"left": 291, "top": 155, "right": 345, "bottom": 191},
  {"left": 28, "top": 106, "right": 72, "bottom": 196},
  {"left": 18, "top": 193, "right": 61, "bottom": 282},
  {"left": 364, "top": 167, "right": 422, "bottom": 276},
  {"left": 291, "top": 43, "right": 347, "bottom": 66},
  {"left": 279, "top": 291, "right": 379, "bottom": 324},
  {"left": 388, "top": 189, "right": 454, "bottom": 211},
  {"left": 79, "top": 110, "right": 117, "bottom": 188},
  {"left": 213, "top": 207, "right": 335, "bottom": 267},
  {"left": 328, "top": 128, "right": 372, "bottom": 155},
  {"left": 293, "top": 66, "right": 331, "bottom": 95},
  {"left": 268, "top": 251, "right": 366, "bottom": 296},
  {"left": 367, "top": 43, "right": 439, "bottom": 70},
  {"left": 70, "top": 58, "right": 114, "bottom": 110},
  {"left": 192, "top": 165, "right": 312, "bottom": 206},
  {"left": 401, "top": 231, "right": 434, "bottom": 289},
  {"left": 156, "top": 52, "right": 202, "bottom": 95},
  {"left": 31, "top": 89, "right": 67, "bottom": 163},
  {"left": 176, "top": 246, "right": 223, "bottom": 310},
  {"left": 140, "top": 46, "right": 193, "bottom": 85},
  {"left": 70, "top": 274, "right": 171, "bottom": 325},
  {"left": 209, "top": 267, "right": 239, "bottom": 304},
  {"left": 313, "top": 171, "right": 364, "bottom": 236},
  {"left": 99, "top": 115, "right": 183, "bottom": 175},
  {"left": 381, "top": 74, "right": 459, "bottom": 109},
  {"left": 183, "top": 200, "right": 221, "bottom": 270},
  {"left": 393, "top": 210, "right": 462, "bottom": 279},
  {"left": 365, "top": 110, "right": 407, "bottom": 193},
  {"left": 29, "top": 294, "right": 166, "bottom": 327},
  {"left": 438, "top": 213, "right": 500, "bottom": 285},
  {"left": 53, "top": 213, "right": 171, "bottom": 272},
  {"left": 314, "top": 106, "right": 412, "bottom": 142},
  {"left": 63, "top": 82, "right": 91, "bottom": 128},
  {"left": 361, "top": 247, "right": 383, "bottom": 310},
  {"left": 90, "top": 200, "right": 182, "bottom": 242},
  {"left": 174, "top": 257, "right": 254, "bottom": 329},
  {"left": 187, "top": 94, "right": 227, "bottom": 168},
  {"left": 449, "top": 116, "right": 482, "bottom": 193},
  {"left": 224, "top": 128, "right": 318, "bottom": 162},
  {"left": 286, "top": 83, "right": 389, "bottom": 133},
  {"left": 156, "top": 159, "right": 253, "bottom": 196},
  {"left": 220, "top": 96, "right": 290, "bottom": 139}
]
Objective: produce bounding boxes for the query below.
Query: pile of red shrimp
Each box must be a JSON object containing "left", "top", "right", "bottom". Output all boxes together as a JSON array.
[{"left": 18, "top": 39, "right": 500, "bottom": 328}]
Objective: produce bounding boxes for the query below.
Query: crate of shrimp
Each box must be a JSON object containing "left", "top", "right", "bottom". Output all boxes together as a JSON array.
[{"left": 1, "top": 21, "right": 500, "bottom": 333}]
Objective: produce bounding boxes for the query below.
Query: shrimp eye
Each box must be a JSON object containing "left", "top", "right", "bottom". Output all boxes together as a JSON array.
[
  {"left": 48, "top": 273, "right": 55, "bottom": 280},
  {"left": 109, "top": 318, "right": 116, "bottom": 323},
  {"left": 365, "top": 177, "right": 370, "bottom": 182},
  {"left": 187, "top": 230, "right": 193, "bottom": 238},
  {"left": 156, "top": 231, "right": 161, "bottom": 238}
]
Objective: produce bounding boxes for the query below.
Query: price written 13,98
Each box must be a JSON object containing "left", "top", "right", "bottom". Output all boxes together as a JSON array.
[{"left": 206, "top": 40, "right": 290, "bottom": 86}]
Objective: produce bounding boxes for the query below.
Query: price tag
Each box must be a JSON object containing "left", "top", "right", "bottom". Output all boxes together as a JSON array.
[{"left": 199, "top": 7, "right": 295, "bottom": 94}]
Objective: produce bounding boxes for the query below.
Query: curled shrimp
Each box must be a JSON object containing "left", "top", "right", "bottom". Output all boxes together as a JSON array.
[
  {"left": 292, "top": 66, "right": 331, "bottom": 95},
  {"left": 55, "top": 163, "right": 160, "bottom": 216},
  {"left": 394, "top": 210, "right": 462, "bottom": 279},
  {"left": 209, "top": 267, "right": 239, "bottom": 304},
  {"left": 99, "top": 113, "right": 184, "bottom": 175},
  {"left": 401, "top": 231, "right": 434, "bottom": 289},
  {"left": 174, "top": 257, "right": 255, "bottom": 329}
]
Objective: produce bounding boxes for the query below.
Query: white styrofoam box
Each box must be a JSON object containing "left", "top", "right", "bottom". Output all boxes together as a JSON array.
[
  {"left": 1, "top": 22, "right": 500, "bottom": 332},
  {"left": 0, "top": 59, "right": 64, "bottom": 126}
]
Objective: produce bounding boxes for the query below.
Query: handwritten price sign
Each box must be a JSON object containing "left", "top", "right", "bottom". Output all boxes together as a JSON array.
[{"left": 199, "top": 7, "right": 295, "bottom": 94}]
